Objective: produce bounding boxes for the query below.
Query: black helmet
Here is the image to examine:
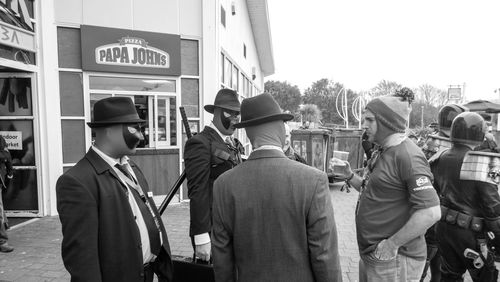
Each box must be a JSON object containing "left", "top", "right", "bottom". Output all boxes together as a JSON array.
[
  {"left": 450, "top": 112, "right": 486, "bottom": 145},
  {"left": 438, "top": 104, "right": 468, "bottom": 137}
]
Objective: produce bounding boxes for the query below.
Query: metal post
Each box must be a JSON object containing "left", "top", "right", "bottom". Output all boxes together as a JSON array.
[
  {"left": 345, "top": 88, "right": 349, "bottom": 129},
  {"left": 421, "top": 105, "right": 424, "bottom": 127}
]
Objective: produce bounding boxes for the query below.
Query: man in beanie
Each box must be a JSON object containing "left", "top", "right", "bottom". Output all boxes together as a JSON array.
[
  {"left": 333, "top": 88, "right": 440, "bottom": 281},
  {"left": 57, "top": 97, "right": 173, "bottom": 281},
  {"left": 212, "top": 93, "right": 342, "bottom": 282},
  {"left": 184, "top": 88, "right": 244, "bottom": 262}
]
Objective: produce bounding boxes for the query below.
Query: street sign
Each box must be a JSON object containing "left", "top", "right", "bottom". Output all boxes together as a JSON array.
[{"left": 448, "top": 87, "right": 462, "bottom": 100}]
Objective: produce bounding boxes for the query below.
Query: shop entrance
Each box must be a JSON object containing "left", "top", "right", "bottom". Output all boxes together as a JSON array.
[{"left": 0, "top": 73, "right": 39, "bottom": 216}]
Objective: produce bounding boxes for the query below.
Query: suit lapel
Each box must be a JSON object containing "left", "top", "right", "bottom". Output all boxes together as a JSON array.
[
  {"left": 204, "top": 126, "right": 225, "bottom": 143},
  {"left": 86, "top": 148, "right": 128, "bottom": 192},
  {"left": 204, "top": 126, "right": 232, "bottom": 155}
]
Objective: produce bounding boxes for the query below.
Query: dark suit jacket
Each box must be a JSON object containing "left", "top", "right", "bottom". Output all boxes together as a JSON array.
[
  {"left": 56, "top": 148, "right": 173, "bottom": 282},
  {"left": 212, "top": 149, "right": 342, "bottom": 282},
  {"left": 184, "top": 126, "right": 242, "bottom": 238}
]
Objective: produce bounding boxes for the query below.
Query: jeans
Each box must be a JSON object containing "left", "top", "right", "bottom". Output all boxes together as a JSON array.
[
  {"left": 359, "top": 252, "right": 426, "bottom": 282},
  {"left": 0, "top": 189, "right": 8, "bottom": 244}
]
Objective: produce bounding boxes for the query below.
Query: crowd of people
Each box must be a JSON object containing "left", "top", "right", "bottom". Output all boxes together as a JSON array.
[{"left": 52, "top": 87, "right": 500, "bottom": 282}]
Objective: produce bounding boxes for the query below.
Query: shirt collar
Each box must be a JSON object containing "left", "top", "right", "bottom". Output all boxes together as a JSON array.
[
  {"left": 92, "top": 146, "right": 129, "bottom": 167},
  {"left": 209, "top": 122, "right": 231, "bottom": 141},
  {"left": 253, "top": 145, "right": 284, "bottom": 152}
]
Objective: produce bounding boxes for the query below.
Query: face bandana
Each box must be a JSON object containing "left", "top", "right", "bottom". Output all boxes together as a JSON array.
[{"left": 122, "top": 124, "right": 144, "bottom": 149}]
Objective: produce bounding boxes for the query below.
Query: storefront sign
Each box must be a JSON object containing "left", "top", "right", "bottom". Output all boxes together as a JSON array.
[
  {"left": 81, "top": 25, "right": 181, "bottom": 76},
  {"left": 96, "top": 37, "right": 169, "bottom": 68},
  {"left": 0, "top": 131, "right": 22, "bottom": 150},
  {"left": 0, "top": 21, "right": 35, "bottom": 52}
]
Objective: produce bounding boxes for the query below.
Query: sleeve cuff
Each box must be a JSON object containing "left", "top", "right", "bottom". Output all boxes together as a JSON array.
[{"left": 194, "top": 233, "right": 211, "bottom": 245}]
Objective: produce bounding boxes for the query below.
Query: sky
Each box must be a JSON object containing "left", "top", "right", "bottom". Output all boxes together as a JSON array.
[{"left": 266, "top": 0, "right": 500, "bottom": 102}]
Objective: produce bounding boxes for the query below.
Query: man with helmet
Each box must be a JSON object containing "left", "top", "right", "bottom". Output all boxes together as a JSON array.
[
  {"left": 184, "top": 88, "right": 244, "bottom": 262},
  {"left": 420, "top": 104, "right": 468, "bottom": 281},
  {"left": 433, "top": 112, "right": 500, "bottom": 281},
  {"left": 426, "top": 104, "right": 469, "bottom": 154}
]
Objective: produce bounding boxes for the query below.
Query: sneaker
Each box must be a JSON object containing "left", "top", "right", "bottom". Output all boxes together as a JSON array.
[{"left": 0, "top": 243, "right": 14, "bottom": 252}]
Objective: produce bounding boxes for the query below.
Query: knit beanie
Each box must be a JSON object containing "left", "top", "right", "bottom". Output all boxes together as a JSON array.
[{"left": 365, "top": 87, "right": 414, "bottom": 137}]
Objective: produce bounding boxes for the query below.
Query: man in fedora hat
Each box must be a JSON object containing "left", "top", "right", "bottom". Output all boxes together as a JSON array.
[
  {"left": 56, "top": 97, "right": 173, "bottom": 282},
  {"left": 211, "top": 93, "right": 342, "bottom": 281},
  {"left": 184, "top": 88, "right": 244, "bottom": 262}
]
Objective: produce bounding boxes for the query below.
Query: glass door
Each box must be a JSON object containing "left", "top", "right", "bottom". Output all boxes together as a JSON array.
[{"left": 0, "top": 73, "right": 39, "bottom": 215}]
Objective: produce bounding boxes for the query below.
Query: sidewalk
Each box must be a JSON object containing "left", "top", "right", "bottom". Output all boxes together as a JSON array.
[{"left": 0, "top": 185, "right": 462, "bottom": 282}]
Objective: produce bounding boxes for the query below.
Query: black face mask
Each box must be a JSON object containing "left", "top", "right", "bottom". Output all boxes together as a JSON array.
[
  {"left": 220, "top": 110, "right": 232, "bottom": 130},
  {"left": 122, "top": 124, "right": 144, "bottom": 149}
]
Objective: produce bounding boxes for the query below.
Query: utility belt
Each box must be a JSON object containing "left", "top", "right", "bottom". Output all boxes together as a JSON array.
[{"left": 440, "top": 206, "right": 484, "bottom": 233}]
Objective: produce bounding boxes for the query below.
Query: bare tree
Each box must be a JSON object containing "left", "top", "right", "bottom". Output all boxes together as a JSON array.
[
  {"left": 371, "top": 80, "right": 402, "bottom": 97},
  {"left": 416, "top": 84, "right": 448, "bottom": 107}
]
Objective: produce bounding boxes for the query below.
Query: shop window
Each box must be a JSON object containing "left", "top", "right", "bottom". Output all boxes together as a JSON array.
[
  {"left": 89, "top": 93, "right": 177, "bottom": 148},
  {"left": 57, "top": 27, "right": 82, "bottom": 69},
  {"left": 232, "top": 65, "right": 239, "bottom": 91},
  {"left": 224, "top": 58, "right": 232, "bottom": 87},
  {"left": 0, "top": 120, "right": 35, "bottom": 166},
  {"left": 0, "top": 77, "right": 32, "bottom": 116},
  {"left": 245, "top": 77, "right": 250, "bottom": 97},
  {"left": 181, "top": 78, "right": 199, "bottom": 118},
  {"left": 89, "top": 76, "right": 175, "bottom": 92},
  {"left": 26, "top": 0, "right": 34, "bottom": 19},
  {"left": 221, "top": 6, "right": 226, "bottom": 27},
  {"left": 220, "top": 53, "right": 225, "bottom": 84},
  {"left": 0, "top": 43, "right": 35, "bottom": 65},
  {"left": 59, "top": 72, "right": 84, "bottom": 116},
  {"left": 181, "top": 39, "right": 199, "bottom": 76},
  {"left": 182, "top": 120, "right": 199, "bottom": 145},
  {"left": 61, "top": 120, "right": 85, "bottom": 163}
]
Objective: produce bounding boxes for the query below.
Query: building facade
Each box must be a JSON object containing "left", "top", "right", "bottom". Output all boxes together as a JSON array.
[{"left": 1, "top": 0, "right": 274, "bottom": 217}]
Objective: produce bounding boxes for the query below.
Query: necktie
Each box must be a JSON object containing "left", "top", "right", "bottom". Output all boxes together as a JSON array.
[
  {"left": 115, "top": 163, "right": 162, "bottom": 256},
  {"left": 115, "top": 163, "right": 136, "bottom": 184},
  {"left": 225, "top": 136, "right": 234, "bottom": 147}
]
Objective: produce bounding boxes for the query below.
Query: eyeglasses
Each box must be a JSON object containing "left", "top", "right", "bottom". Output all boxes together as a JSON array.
[{"left": 223, "top": 110, "right": 240, "bottom": 120}]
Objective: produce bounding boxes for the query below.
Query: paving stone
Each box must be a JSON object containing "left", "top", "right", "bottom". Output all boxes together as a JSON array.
[{"left": 0, "top": 184, "right": 479, "bottom": 281}]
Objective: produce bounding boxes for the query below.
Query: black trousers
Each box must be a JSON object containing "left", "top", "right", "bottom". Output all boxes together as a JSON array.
[
  {"left": 144, "top": 263, "right": 154, "bottom": 282},
  {"left": 436, "top": 222, "right": 497, "bottom": 282}
]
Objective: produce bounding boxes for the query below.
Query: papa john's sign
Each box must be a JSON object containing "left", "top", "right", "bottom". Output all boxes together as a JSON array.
[{"left": 81, "top": 25, "right": 181, "bottom": 76}]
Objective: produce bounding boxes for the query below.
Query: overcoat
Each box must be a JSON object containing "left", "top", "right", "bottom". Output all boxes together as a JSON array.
[{"left": 56, "top": 148, "right": 173, "bottom": 282}]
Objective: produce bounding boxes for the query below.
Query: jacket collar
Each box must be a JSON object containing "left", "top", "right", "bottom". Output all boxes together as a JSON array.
[
  {"left": 247, "top": 148, "right": 287, "bottom": 160},
  {"left": 86, "top": 147, "right": 114, "bottom": 175},
  {"left": 204, "top": 126, "right": 225, "bottom": 143}
]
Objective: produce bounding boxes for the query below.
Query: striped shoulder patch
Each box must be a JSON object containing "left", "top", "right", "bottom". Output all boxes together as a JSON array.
[{"left": 460, "top": 151, "right": 500, "bottom": 184}]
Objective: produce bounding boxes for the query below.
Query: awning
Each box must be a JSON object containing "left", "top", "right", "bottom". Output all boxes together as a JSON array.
[{"left": 462, "top": 100, "right": 500, "bottom": 113}]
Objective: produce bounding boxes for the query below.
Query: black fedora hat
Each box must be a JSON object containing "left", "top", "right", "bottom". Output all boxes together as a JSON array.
[
  {"left": 204, "top": 88, "right": 241, "bottom": 114},
  {"left": 233, "top": 93, "right": 293, "bottom": 128},
  {"left": 87, "top": 97, "right": 145, "bottom": 128}
]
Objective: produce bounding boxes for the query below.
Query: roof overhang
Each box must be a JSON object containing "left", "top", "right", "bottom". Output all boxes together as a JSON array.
[{"left": 246, "top": 0, "right": 275, "bottom": 76}]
